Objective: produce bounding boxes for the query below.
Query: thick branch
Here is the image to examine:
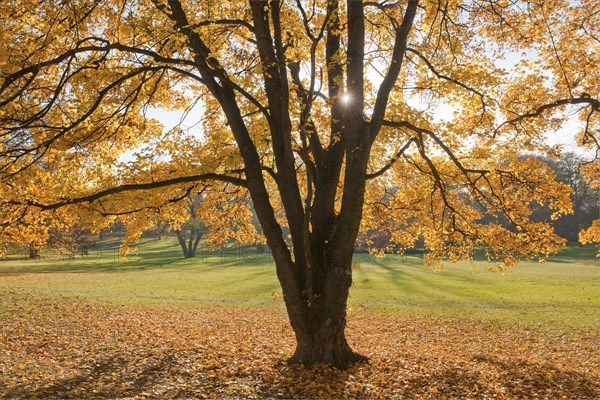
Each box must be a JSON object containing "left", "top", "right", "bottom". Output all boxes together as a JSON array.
[
  {"left": 496, "top": 96, "right": 600, "bottom": 136},
  {"left": 366, "top": 137, "right": 416, "bottom": 179},
  {"left": 0, "top": 40, "right": 196, "bottom": 104},
  {"left": 289, "top": 61, "right": 323, "bottom": 168},
  {"left": 345, "top": 0, "right": 366, "bottom": 144},
  {"left": 6, "top": 173, "right": 246, "bottom": 211},
  {"left": 369, "top": 0, "right": 419, "bottom": 140},
  {"left": 1, "top": 66, "right": 169, "bottom": 178},
  {"left": 250, "top": 0, "right": 307, "bottom": 268}
]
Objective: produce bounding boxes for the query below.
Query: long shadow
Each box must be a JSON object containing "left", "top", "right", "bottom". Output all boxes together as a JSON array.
[
  {"left": 358, "top": 255, "right": 417, "bottom": 283},
  {"left": 541, "top": 255, "right": 599, "bottom": 264},
  {"left": 0, "top": 255, "right": 185, "bottom": 274},
  {"left": 354, "top": 257, "right": 437, "bottom": 305},
  {"left": 363, "top": 255, "right": 499, "bottom": 307},
  {"left": 393, "top": 357, "right": 599, "bottom": 399},
  {"left": 2, "top": 353, "right": 188, "bottom": 399}
]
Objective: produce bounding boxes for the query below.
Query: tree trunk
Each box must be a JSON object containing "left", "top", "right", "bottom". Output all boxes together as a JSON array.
[
  {"left": 282, "top": 248, "right": 368, "bottom": 369},
  {"left": 289, "top": 324, "right": 366, "bottom": 368},
  {"left": 176, "top": 230, "right": 194, "bottom": 258},
  {"left": 287, "top": 300, "right": 367, "bottom": 368},
  {"left": 28, "top": 244, "right": 39, "bottom": 259}
]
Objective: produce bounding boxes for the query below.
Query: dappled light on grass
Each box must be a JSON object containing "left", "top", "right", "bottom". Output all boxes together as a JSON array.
[{"left": 1, "top": 291, "right": 598, "bottom": 399}]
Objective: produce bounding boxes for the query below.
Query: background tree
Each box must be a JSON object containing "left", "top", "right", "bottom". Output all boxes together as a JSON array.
[
  {"left": 0, "top": 0, "right": 598, "bottom": 368},
  {"left": 171, "top": 189, "right": 259, "bottom": 258},
  {"left": 174, "top": 194, "right": 208, "bottom": 258},
  {"left": 579, "top": 158, "right": 600, "bottom": 252},
  {"left": 47, "top": 225, "right": 96, "bottom": 256},
  {"left": 535, "top": 153, "right": 599, "bottom": 243}
]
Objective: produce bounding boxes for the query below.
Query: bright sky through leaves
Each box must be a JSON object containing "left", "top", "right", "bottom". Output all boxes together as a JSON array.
[{"left": 0, "top": 0, "right": 598, "bottom": 368}]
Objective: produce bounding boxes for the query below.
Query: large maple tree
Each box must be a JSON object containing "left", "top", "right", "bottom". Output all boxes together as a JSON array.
[{"left": 1, "top": 0, "right": 598, "bottom": 368}]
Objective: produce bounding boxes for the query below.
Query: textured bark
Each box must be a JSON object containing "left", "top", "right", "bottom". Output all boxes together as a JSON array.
[
  {"left": 280, "top": 242, "right": 368, "bottom": 369},
  {"left": 289, "top": 317, "right": 367, "bottom": 369}
]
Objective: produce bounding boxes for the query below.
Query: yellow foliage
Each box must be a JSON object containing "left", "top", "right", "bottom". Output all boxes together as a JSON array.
[{"left": 0, "top": 0, "right": 597, "bottom": 267}]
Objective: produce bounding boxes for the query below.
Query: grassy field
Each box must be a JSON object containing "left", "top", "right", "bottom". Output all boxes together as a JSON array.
[
  {"left": 1, "top": 238, "right": 598, "bottom": 329},
  {"left": 1, "top": 239, "right": 598, "bottom": 398}
]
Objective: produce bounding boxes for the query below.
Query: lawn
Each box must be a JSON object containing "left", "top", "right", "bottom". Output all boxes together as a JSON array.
[
  {"left": 1, "top": 238, "right": 598, "bottom": 328},
  {"left": 1, "top": 239, "right": 598, "bottom": 398}
]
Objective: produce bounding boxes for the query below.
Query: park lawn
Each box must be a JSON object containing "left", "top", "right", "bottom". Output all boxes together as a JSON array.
[
  {"left": 1, "top": 238, "right": 598, "bottom": 330},
  {"left": 1, "top": 239, "right": 599, "bottom": 399},
  {"left": 350, "top": 251, "right": 600, "bottom": 330}
]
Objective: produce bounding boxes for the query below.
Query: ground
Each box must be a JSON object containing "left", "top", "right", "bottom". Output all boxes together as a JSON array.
[{"left": 0, "top": 240, "right": 598, "bottom": 398}]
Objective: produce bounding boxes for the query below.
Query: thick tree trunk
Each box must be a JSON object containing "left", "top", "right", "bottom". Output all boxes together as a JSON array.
[
  {"left": 288, "top": 306, "right": 367, "bottom": 368},
  {"left": 282, "top": 249, "right": 368, "bottom": 369},
  {"left": 289, "top": 323, "right": 366, "bottom": 368}
]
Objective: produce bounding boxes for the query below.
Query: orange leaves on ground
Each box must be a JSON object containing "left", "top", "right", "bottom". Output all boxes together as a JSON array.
[{"left": 1, "top": 291, "right": 598, "bottom": 399}]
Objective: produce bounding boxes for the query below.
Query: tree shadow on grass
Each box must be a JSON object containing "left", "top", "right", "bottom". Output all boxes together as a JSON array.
[
  {"left": 381, "top": 354, "right": 600, "bottom": 399},
  {"left": 0, "top": 251, "right": 275, "bottom": 276},
  {"left": 259, "top": 354, "right": 600, "bottom": 399},
  {"left": 464, "top": 355, "right": 600, "bottom": 399}
]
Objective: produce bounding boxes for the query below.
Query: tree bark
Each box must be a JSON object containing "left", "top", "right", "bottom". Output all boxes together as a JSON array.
[
  {"left": 289, "top": 316, "right": 367, "bottom": 369},
  {"left": 281, "top": 242, "right": 368, "bottom": 369}
]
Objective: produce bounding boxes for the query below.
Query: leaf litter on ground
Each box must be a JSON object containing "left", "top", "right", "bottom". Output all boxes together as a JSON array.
[{"left": 0, "top": 290, "right": 598, "bottom": 399}]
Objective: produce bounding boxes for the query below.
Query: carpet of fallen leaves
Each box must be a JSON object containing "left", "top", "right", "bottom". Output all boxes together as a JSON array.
[{"left": 0, "top": 291, "right": 598, "bottom": 399}]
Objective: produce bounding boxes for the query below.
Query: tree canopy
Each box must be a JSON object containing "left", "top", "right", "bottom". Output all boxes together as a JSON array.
[{"left": 1, "top": 0, "right": 598, "bottom": 367}]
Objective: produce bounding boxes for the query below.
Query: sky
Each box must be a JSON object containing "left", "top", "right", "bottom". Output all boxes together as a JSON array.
[{"left": 136, "top": 44, "right": 594, "bottom": 162}]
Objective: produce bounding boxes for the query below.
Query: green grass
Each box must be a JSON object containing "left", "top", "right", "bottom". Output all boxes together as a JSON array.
[
  {"left": 350, "top": 252, "right": 599, "bottom": 328},
  {"left": 1, "top": 238, "right": 598, "bottom": 330},
  {"left": 0, "top": 239, "right": 281, "bottom": 306}
]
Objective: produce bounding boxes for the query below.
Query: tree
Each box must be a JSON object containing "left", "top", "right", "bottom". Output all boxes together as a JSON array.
[
  {"left": 534, "top": 153, "right": 599, "bottom": 242},
  {"left": 47, "top": 225, "right": 96, "bottom": 256},
  {"left": 0, "top": 0, "right": 598, "bottom": 368},
  {"left": 579, "top": 157, "right": 600, "bottom": 252},
  {"left": 174, "top": 194, "right": 208, "bottom": 258}
]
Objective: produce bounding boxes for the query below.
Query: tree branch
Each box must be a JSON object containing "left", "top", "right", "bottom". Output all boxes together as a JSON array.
[
  {"left": 366, "top": 137, "right": 416, "bottom": 179},
  {"left": 7, "top": 173, "right": 247, "bottom": 211},
  {"left": 382, "top": 119, "right": 489, "bottom": 176},
  {"left": 369, "top": 0, "right": 419, "bottom": 140},
  {"left": 406, "top": 47, "right": 487, "bottom": 110},
  {"left": 189, "top": 18, "right": 254, "bottom": 31},
  {"left": 0, "top": 39, "right": 197, "bottom": 105},
  {"left": 495, "top": 96, "right": 600, "bottom": 137}
]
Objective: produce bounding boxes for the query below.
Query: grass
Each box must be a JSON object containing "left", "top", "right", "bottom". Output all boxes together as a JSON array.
[
  {"left": 351, "top": 253, "right": 599, "bottom": 329},
  {"left": 1, "top": 238, "right": 598, "bottom": 330}
]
